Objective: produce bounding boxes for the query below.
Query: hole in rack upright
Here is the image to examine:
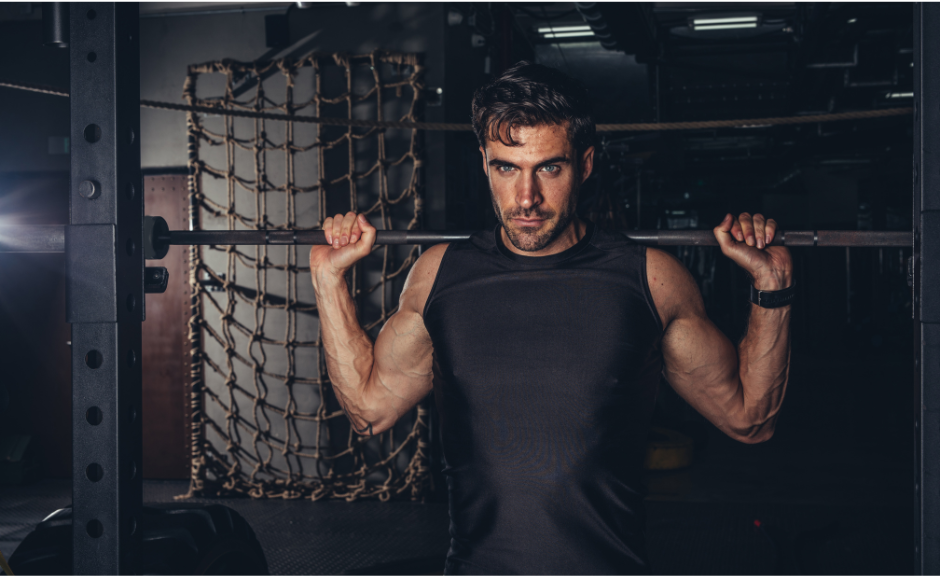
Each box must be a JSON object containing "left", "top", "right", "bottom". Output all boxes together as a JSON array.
[{"left": 84, "top": 350, "right": 103, "bottom": 369}]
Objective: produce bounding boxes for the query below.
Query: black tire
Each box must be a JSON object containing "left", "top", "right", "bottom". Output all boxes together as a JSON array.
[{"left": 8, "top": 504, "right": 268, "bottom": 575}]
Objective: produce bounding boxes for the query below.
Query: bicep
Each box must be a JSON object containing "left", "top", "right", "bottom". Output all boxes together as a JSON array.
[
  {"left": 661, "top": 312, "right": 741, "bottom": 428},
  {"left": 370, "top": 306, "right": 435, "bottom": 420},
  {"left": 649, "top": 248, "right": 744, "bottom": 432},
  {"left": 366, "top": 245, "right": 445, "bottom": 426}
]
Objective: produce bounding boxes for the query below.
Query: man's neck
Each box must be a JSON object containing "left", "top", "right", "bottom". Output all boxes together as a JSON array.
[{"left": 499, "top": 218, "right": 587, "bottom": 257}]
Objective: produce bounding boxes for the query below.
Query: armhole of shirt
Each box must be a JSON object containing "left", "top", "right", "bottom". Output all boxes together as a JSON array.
[
  {"left": 639, "top": 245, "right": 665, "bottom": 337},
  {"left": 421, "top": 242, "right": 455, "bottom": 320}
]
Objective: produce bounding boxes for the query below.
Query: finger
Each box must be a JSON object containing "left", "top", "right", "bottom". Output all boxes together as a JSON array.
[
  {"left": 715, "top": 213, "right": 733, "bottom": 233},
  {"left": 349, "top": 212, "right": 363, "bottom": 244},
  {"left": 331, "top": 213, "right": 345, "bottom": 249},
  {"left": 739, "top": 212, "right": 755, "bottom": 247},
  {"left": 753, "top": 214, "right": 766, "bottom": 249},
  {"left": 730, "top": 218, "right": 744, "bottom": 242},
  {"left": 323, "top": 216, "right": 334, "bottom": 245},
  {"left": 340, "top": 212, "right": 357, "bottom": 246},
  {"left": 765, "top": 218, "right": 777, "bottom": 245},
  {"left": 357, "top": 214, "right": 377, "bottom": 251},
  {"left": 713, "top": 214, "right": 737, "bottom": 251}
]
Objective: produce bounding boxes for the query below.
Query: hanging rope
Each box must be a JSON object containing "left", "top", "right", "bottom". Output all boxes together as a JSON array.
[{"left": 0, "top": 76, "right": 912, "bottom": 132}]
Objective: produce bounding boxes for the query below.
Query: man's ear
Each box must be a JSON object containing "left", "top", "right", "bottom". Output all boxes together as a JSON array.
[
  {"left": 579, "top": 146, "right": 595, "bottom": 183},
  {"left": 479, "top": 146, "right": 489, "bottom": 176}
]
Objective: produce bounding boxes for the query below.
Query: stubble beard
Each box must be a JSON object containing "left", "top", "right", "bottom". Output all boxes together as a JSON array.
[{"left": 492, "top": 183, "right": 580, "bottom": 253}]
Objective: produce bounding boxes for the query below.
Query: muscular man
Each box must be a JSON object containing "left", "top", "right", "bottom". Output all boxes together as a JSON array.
[{"left": 309, "top": 62, "right": 792, "bottom": 575}]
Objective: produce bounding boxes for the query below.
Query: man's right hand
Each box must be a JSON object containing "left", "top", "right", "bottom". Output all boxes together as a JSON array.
[{"left": 309, "top": 212, "right": 376, "bottom": 286}]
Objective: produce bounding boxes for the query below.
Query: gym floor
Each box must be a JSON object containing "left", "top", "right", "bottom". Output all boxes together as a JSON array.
[{"left": 1, "top": 355, "right": 912, "bottom": 575}]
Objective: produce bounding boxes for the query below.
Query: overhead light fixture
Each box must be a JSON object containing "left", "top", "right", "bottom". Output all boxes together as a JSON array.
[
  {"left": 541, "top": 31, "right": 596, "bottom": 39},
  {"left": 694, "top": 23, "right": 758, "bottom": 30},
  {"left": 886, "top": 92, "right": 914, "bottom": 99},
  {"left": 536, "top": 24, "right": 592, "bottom": 34},
  {"left": 537, "top": 24, "right": 595, "bottom": 40},
  {"left": 690, "top": 15, "right": 759, "bottom": 31},
  {"left": 847, "top": 18, "right": 857, "bottom": 23}
]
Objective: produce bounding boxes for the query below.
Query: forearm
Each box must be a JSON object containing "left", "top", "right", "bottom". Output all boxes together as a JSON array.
[
  {"left": 312, "top": 272, "right": 377, "bottom": 434},
  {"left": 735, "top": 301, "right": 792, "bottom": 440}
]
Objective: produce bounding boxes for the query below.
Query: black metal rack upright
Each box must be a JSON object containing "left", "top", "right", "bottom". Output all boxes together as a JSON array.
[{"left": 67, "top": 3, "right": 143, "bottom": 573}]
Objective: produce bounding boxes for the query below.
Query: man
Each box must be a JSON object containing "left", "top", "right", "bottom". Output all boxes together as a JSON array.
[{"left": 309, "top": 62, "right": 792, "bottom": 575}]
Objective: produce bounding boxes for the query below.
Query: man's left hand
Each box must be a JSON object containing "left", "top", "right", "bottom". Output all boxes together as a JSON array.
[{"left": 713, "top": 212, "right": 793, "bottom": 291}]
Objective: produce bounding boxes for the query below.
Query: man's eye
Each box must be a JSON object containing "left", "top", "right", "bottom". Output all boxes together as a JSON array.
[
  {"left": 540, "top": 165, "right": 559, "bottom": 173},
  {"left": 497, "top": 165, "right": 514, "bottom": 173}
]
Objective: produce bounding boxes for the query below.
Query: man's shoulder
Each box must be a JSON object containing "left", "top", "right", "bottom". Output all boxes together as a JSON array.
[
  {"left": 400, "top": 243, "right": 450, "bottom": 316},
  {"left": 412, "top": 242, "right": 450, "bottom": 283},
  {"left": 645, "top": 246, "right": 704, "bottom": 327}
]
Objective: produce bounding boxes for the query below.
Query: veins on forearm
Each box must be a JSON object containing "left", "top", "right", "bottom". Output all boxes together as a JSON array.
[
  {"left": 351, "top": 420, "right": 374, "bottom": 437},
  {"left": 316, "top": 275, "right": 378, "bottom": 435},
  {"left": 737, "top": 306, "right": 791, "bottom": 412}
]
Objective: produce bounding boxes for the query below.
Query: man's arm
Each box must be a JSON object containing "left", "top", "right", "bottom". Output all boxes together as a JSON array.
[
  {"left": 648, "top": 212, "right": 792, "bottom": 444},
  {"left": 310, "top": 211, "right": 446, "bottom": 436}
]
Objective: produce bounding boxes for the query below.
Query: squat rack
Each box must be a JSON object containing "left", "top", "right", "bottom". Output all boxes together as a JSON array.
[{"left": 5, "top": 2, "right": 935, "bottom": 573}]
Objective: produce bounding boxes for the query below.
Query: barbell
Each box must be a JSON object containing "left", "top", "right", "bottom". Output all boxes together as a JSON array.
[{"left": 0, "top": 218, "right": 912, "bottom": 256}]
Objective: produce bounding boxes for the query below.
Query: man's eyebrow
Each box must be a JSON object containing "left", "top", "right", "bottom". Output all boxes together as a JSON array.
[
  {"left": 536, "top": 156, "right": 570, "bottom": 167},
  {"left": 486, "top": 156, "right": 570, "bottom": 167}
]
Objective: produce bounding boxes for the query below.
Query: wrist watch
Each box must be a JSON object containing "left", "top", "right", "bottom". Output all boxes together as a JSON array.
[{"left": 749, "top": 283, "right": 796, "bottom": 308}]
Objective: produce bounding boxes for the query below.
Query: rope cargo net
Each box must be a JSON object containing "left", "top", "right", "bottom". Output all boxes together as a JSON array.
[{"left": 181, "top": 52, "right": 428, "bottom": 501}]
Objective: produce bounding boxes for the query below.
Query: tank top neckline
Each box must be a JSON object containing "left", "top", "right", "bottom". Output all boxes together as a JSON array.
[{"left": 493, "top": 220, "right": 596, "bottom": 266}]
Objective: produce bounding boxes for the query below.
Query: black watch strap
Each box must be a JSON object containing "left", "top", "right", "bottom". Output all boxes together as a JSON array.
[{"left": 749, "top": 283, "right": 796, "bottom": 308}]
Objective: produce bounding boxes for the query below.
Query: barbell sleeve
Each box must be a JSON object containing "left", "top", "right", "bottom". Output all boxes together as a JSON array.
[{"left": 0, "top": 225, "right": 66, "bottom": 252}]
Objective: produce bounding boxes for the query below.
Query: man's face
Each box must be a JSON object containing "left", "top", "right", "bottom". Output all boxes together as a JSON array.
[{"left": 481, "top": 122, "right": 594, "bottom": 253}]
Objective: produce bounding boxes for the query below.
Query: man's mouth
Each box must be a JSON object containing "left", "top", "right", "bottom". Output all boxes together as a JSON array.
[{"left": 512, "top": 217, "right": 545, "bottom": 227}]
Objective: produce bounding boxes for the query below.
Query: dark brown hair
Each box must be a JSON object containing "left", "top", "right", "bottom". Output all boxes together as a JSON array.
[{"left": 471, "top": 61, "right": 595, "bottom": 155}]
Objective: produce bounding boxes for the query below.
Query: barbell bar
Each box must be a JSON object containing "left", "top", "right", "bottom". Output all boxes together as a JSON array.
[
  {"left": 0, "top": 221, "right": 912, "bottom": 255},
  {"left": 159, "top": 229, "right": 910, "bottom": 248}
]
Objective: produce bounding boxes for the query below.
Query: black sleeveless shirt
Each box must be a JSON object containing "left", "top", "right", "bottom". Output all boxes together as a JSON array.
[{"left": 423, "top": 222, "right": 664, "bottom": 575}]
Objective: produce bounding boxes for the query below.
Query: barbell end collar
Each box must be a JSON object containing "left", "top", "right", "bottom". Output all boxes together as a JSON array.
[{"left": 144, "top": 215, "right": 170, "bottom": 260}]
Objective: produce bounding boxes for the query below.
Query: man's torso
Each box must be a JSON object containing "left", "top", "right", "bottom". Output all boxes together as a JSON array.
[{"left": 423, "top": 222, "right": 664, "bottom": 575}]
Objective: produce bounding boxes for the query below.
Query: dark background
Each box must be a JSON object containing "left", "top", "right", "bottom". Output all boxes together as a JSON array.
[{"left": 0, "top": 2, "right": 915, "bottom": 574}]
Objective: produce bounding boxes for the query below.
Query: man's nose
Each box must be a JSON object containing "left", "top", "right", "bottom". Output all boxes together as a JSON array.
[{"left": 515, "top": 173, "right": 543, "bottom": 209}]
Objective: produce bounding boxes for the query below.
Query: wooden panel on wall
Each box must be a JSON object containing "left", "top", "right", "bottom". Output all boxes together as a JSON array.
[{"left": 142, "top": 174, "right": 191, "bottom": 479}]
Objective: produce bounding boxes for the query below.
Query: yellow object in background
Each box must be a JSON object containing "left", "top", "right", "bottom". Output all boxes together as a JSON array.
[
  {"left": 644, "top": 427, "right": 695, "bottom": 470},
  {"left": 0, "top": 547, "right": 14, "bottom": 575}
]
